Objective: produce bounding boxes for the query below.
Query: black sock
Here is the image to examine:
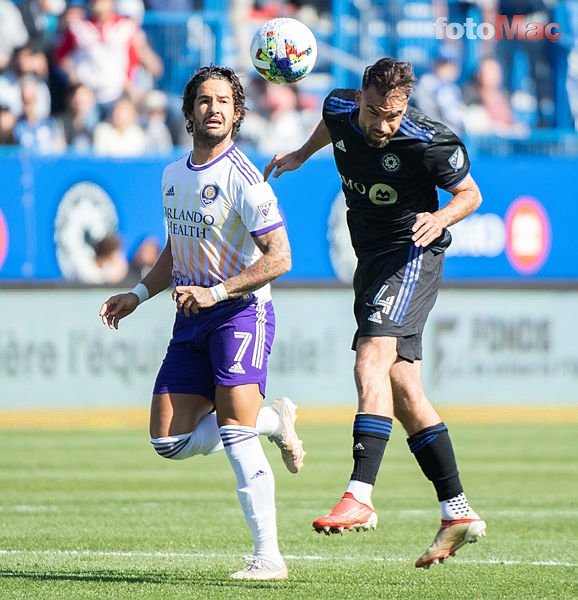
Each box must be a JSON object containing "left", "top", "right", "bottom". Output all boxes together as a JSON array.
[
  {"left": 350, "top": 414, "right": 392, "bottom": 485},
  {"left": 407, "top": 423, "right": 463, "bottom": 501}
]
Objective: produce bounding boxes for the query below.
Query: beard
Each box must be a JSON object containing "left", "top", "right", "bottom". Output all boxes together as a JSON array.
[
  {"left": 362, "top": 129, "right": 391, "bottom": 148},
  {"left": 193, "top": 127, "right": 230, "bottom": 148}
]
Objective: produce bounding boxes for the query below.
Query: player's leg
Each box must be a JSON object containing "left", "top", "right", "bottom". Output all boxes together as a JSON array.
[
  {"left": 216, "top": 383, "right": 287, "bottom": 580},
  {"left": 149, "top": 339, "right": 300, "bottom": 464},
  {"left": 211, "top": 300, "right": 290, "bottom": 579},
  {"left": 313, "top": 250, "right": 409, "bottom": 535},
  {"left": 149, "top": 392, "right": 222, "bottom": 458},
  {"left": 312, "top": 335, "right": 396, "bottom": 534},
  {"left": 390, "top": 357, "right": 486, "bottom": 568}
]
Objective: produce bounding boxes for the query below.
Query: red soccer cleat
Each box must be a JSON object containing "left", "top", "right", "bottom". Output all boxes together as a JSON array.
[{"left": 312, "top": 492, "right": 378, "bottom": 535}]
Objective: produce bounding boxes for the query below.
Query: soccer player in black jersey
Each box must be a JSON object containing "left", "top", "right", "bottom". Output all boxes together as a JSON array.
[{"left": 265, "top": 57, "right": 486, "bottom": 568}]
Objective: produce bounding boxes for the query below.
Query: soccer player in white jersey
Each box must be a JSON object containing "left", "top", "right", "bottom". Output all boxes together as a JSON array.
[{"left": 99, "top": 66, "right": 304, "bottom": 581}]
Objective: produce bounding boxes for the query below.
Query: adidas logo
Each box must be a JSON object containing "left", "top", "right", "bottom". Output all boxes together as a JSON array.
[
  {"left": 166, "top": 185, "right": 175, "bottom": 196},
  {"left": 335, "top": 139, "right": 346, "bottom": 152},
  {"left": 250, "top": 469, "right": 267, "bottom": 480},
  {"left": 353, "top": 443, "right": 365, "bottom": 451},
  {"left": 228, "top": 362, "right": 245, "bottom": 374},
  {"left": 368, "top": 312, "right": 382, "bottom": 324}
]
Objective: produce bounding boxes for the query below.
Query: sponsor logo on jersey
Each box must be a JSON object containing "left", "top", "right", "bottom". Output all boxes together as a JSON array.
[
  {"left": 228, "top": 362, "right": 246, "bottom": 374},
  {"left": 166, "top": 185, "right": 175, "bottom": 196},
  {"left": 200, "top": 184, "right": 219, "bottom": 206},
  {"left": 381, "top": 153, "right": 401, "bottom": 172},
  {"left": 368, "top": 311, "right": 382, "bottom": 324},
  {"left": 448, "top": 147, "right": 465, "bottom": 172},
  {"left": 335, "top": 139, "right": 346, "bottom": 152},
  {"left": 258, "top": 200, "right": 275, "bottom": 221}
]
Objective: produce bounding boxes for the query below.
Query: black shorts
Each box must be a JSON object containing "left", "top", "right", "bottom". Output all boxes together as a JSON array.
[{"left": 352, "top": 244, "right": 445, "bottom": 362}]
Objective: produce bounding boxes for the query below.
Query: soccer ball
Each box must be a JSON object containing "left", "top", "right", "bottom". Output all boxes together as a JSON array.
[{"left": 250, "top": 17, "right": 317, "bottom": 84}]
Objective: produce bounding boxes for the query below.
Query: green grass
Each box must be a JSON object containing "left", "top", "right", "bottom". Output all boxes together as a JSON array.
[{"left": 0, "top": 423, "right": 577, "bottom": 599}]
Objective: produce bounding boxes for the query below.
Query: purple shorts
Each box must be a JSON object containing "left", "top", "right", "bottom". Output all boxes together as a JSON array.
[{"left": 153, "top": 296, "right": 276, "bottom": 401}]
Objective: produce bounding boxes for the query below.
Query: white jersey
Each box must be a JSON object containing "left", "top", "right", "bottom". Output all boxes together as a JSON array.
[{"left": 162, "top": 143, "right": 284, "bottom": 302}]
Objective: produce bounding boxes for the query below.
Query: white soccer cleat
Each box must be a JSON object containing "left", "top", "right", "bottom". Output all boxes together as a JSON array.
[
  {"left": 267, "top": 397, "right": 305, "bottom": 474},
  {"left": 415, "top": 508, "right": 487, "bottom": 568},
  {"left": 230, "top": 555, "right": 288, "bottom": 580}
]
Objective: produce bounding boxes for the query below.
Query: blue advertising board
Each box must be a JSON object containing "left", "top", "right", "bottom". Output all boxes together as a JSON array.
[{"left": 0, "top": 150, "right": 575, "bottom": 282}]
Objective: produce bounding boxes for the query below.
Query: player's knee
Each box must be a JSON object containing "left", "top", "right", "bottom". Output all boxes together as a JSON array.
[{"left": 150, "top": 434, "right": 194, "bottom": 460}]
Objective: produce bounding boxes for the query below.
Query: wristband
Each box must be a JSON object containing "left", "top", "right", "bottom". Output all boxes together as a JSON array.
[
  {"left": 209, "top": 283, "right": 228, "bottom": 303},
  {"left": 130, "top": 283, "right": 150, "bottom": 304}
]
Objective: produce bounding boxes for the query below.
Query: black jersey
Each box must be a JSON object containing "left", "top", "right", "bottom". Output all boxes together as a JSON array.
[{"left": 322, "top": 89, "right": 471, "bottom": 258}]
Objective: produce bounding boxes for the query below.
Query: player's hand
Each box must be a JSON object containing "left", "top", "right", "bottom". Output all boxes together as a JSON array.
[
  {"left": 174, "top": 286, "right": 216, "bottom": 316},
  {"left": 99, "top": 293, "right": 139, "bottom": 330},
  {"left": 412, "top": 212, "right": 445, "bottom": 248},
  {"left": 263, "top": 151, "right": 304, "bottom": 181}
]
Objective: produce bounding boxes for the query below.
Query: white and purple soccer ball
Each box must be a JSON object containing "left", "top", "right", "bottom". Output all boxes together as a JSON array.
[{"left": 250, "top": 17, "right": 317, "bottom": 84}]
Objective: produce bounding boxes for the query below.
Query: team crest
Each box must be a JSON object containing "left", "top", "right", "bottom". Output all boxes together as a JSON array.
[
  {"left": 381, "top": 153, "right": 401, "bottom": 172},
  {"left": 258, "top": 201, "right": 276, "bottom": 221},
  {"left": 448, "top": 147, "right": 465, "bottom": 172},
  {"left": 200, "top": 184, "right": 219, "bottom": 206}
]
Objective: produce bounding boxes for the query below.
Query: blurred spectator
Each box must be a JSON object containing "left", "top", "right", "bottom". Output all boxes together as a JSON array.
[
  {"left": 462, "top": 57, "right": 529, "bottom": 137},
  {"left": 13, "top": 75, "right": 66, "bottom": 153},
  {"left": 54, "top": 0, "right": 163, "bottom": 117},
  {"left": 0, "top": 104, "right": 18, "bottom": 145},
  {"left": 127, "top": 234, "right": 161, "bottom": 283},
  {"left": 495, "top": 0, "right": 555, "bottom": 128},
  {"left": 0, "top": 43, "right": 52, "bottom": 121},
  {"left": 93, "top": 232, "right": 129, "bottom": 284},
  {"left": 0, "top": 0, "right": 30, "bottom": 71},
  {"left": 56, "top": 83, "right": 99, "bottom": 152},
  {"left": 144, "top": 0, "right": 195, "bottom": 10},
  {"left": 93, "top": 95, "right": 147, "bottom": 156},
  {"left": 19, "top": 0, "right": 66, "bottom": 53},
  {"left": 244, "top": 80, "right": 313, "bottom": 155},
  {"left": 76, "top": 232, "right": 129, "bottom": 284},
  {"left": 414, "top": 57, "right": 466, "bottom": 135},
  {"left": 142, "top": 89, "right": 173, "bottom": 153}
]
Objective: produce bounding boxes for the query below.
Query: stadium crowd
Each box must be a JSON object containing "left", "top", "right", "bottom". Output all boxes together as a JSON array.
[{"left": 0, "top": 0, "right": 576, "bottom": 156}]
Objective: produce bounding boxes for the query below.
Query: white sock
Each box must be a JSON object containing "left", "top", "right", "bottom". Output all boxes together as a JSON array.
[
  {"left": 346, "top": 480, "right": 374, "bottom": 508},
  {"left": 150, "top": 412, "right": 224, "bottom": 459},
  {"left": 220, "top": 425, "right": 282, "bottom": 561},
  {"left": 441, "top": 492, "right": 470, "bottom": 520},
  {"left": 256, "top": 404, "right": 280, "bottom": 437}
]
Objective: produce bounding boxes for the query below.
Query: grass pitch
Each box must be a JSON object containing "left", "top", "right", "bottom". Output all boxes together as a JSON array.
[{"left": 0, "top": 419, "right": 577, "bottom": 599}]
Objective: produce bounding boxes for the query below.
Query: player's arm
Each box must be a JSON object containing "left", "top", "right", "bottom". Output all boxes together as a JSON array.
[
  {"left": 264, "top": 119, "right": 331, "bottom": 180},
  {"left": 99, "top": 238, "right": 173, "bottom": 329},
  {"left": 175, "top": 227, "right": 291, "bottom": 316},
  {"left": 412, "top": 174, "right": 482, "bottom": 248}
]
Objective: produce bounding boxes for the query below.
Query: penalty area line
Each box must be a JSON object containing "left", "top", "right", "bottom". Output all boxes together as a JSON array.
[{"left": 0, "top": 549, "right": 575, "bottom": 568}]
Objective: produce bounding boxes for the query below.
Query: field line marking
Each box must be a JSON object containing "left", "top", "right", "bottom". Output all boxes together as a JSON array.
[{"left": 0, "top": 549, "right": 575, "bottom": 568}]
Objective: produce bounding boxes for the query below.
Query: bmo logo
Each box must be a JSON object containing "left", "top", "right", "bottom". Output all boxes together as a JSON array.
[{"left": 505, "top": 196, "right": 551, "bottom": 275}]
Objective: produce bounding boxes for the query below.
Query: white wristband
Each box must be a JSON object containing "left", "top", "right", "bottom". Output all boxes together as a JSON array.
[
  {"left": 130, "top": 283, "right": 150, "bottom": 304},
  {"left": 210, "top": 283, "right": 228, "bottom": 303}
]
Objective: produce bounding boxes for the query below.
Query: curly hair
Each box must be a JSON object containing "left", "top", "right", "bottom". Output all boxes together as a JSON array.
[
  {"left": 362, "top": 58, "right": 416, "bottom": 100},
  {"left": 181, "top": 65, "right": 246, "bottom": 138}
]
